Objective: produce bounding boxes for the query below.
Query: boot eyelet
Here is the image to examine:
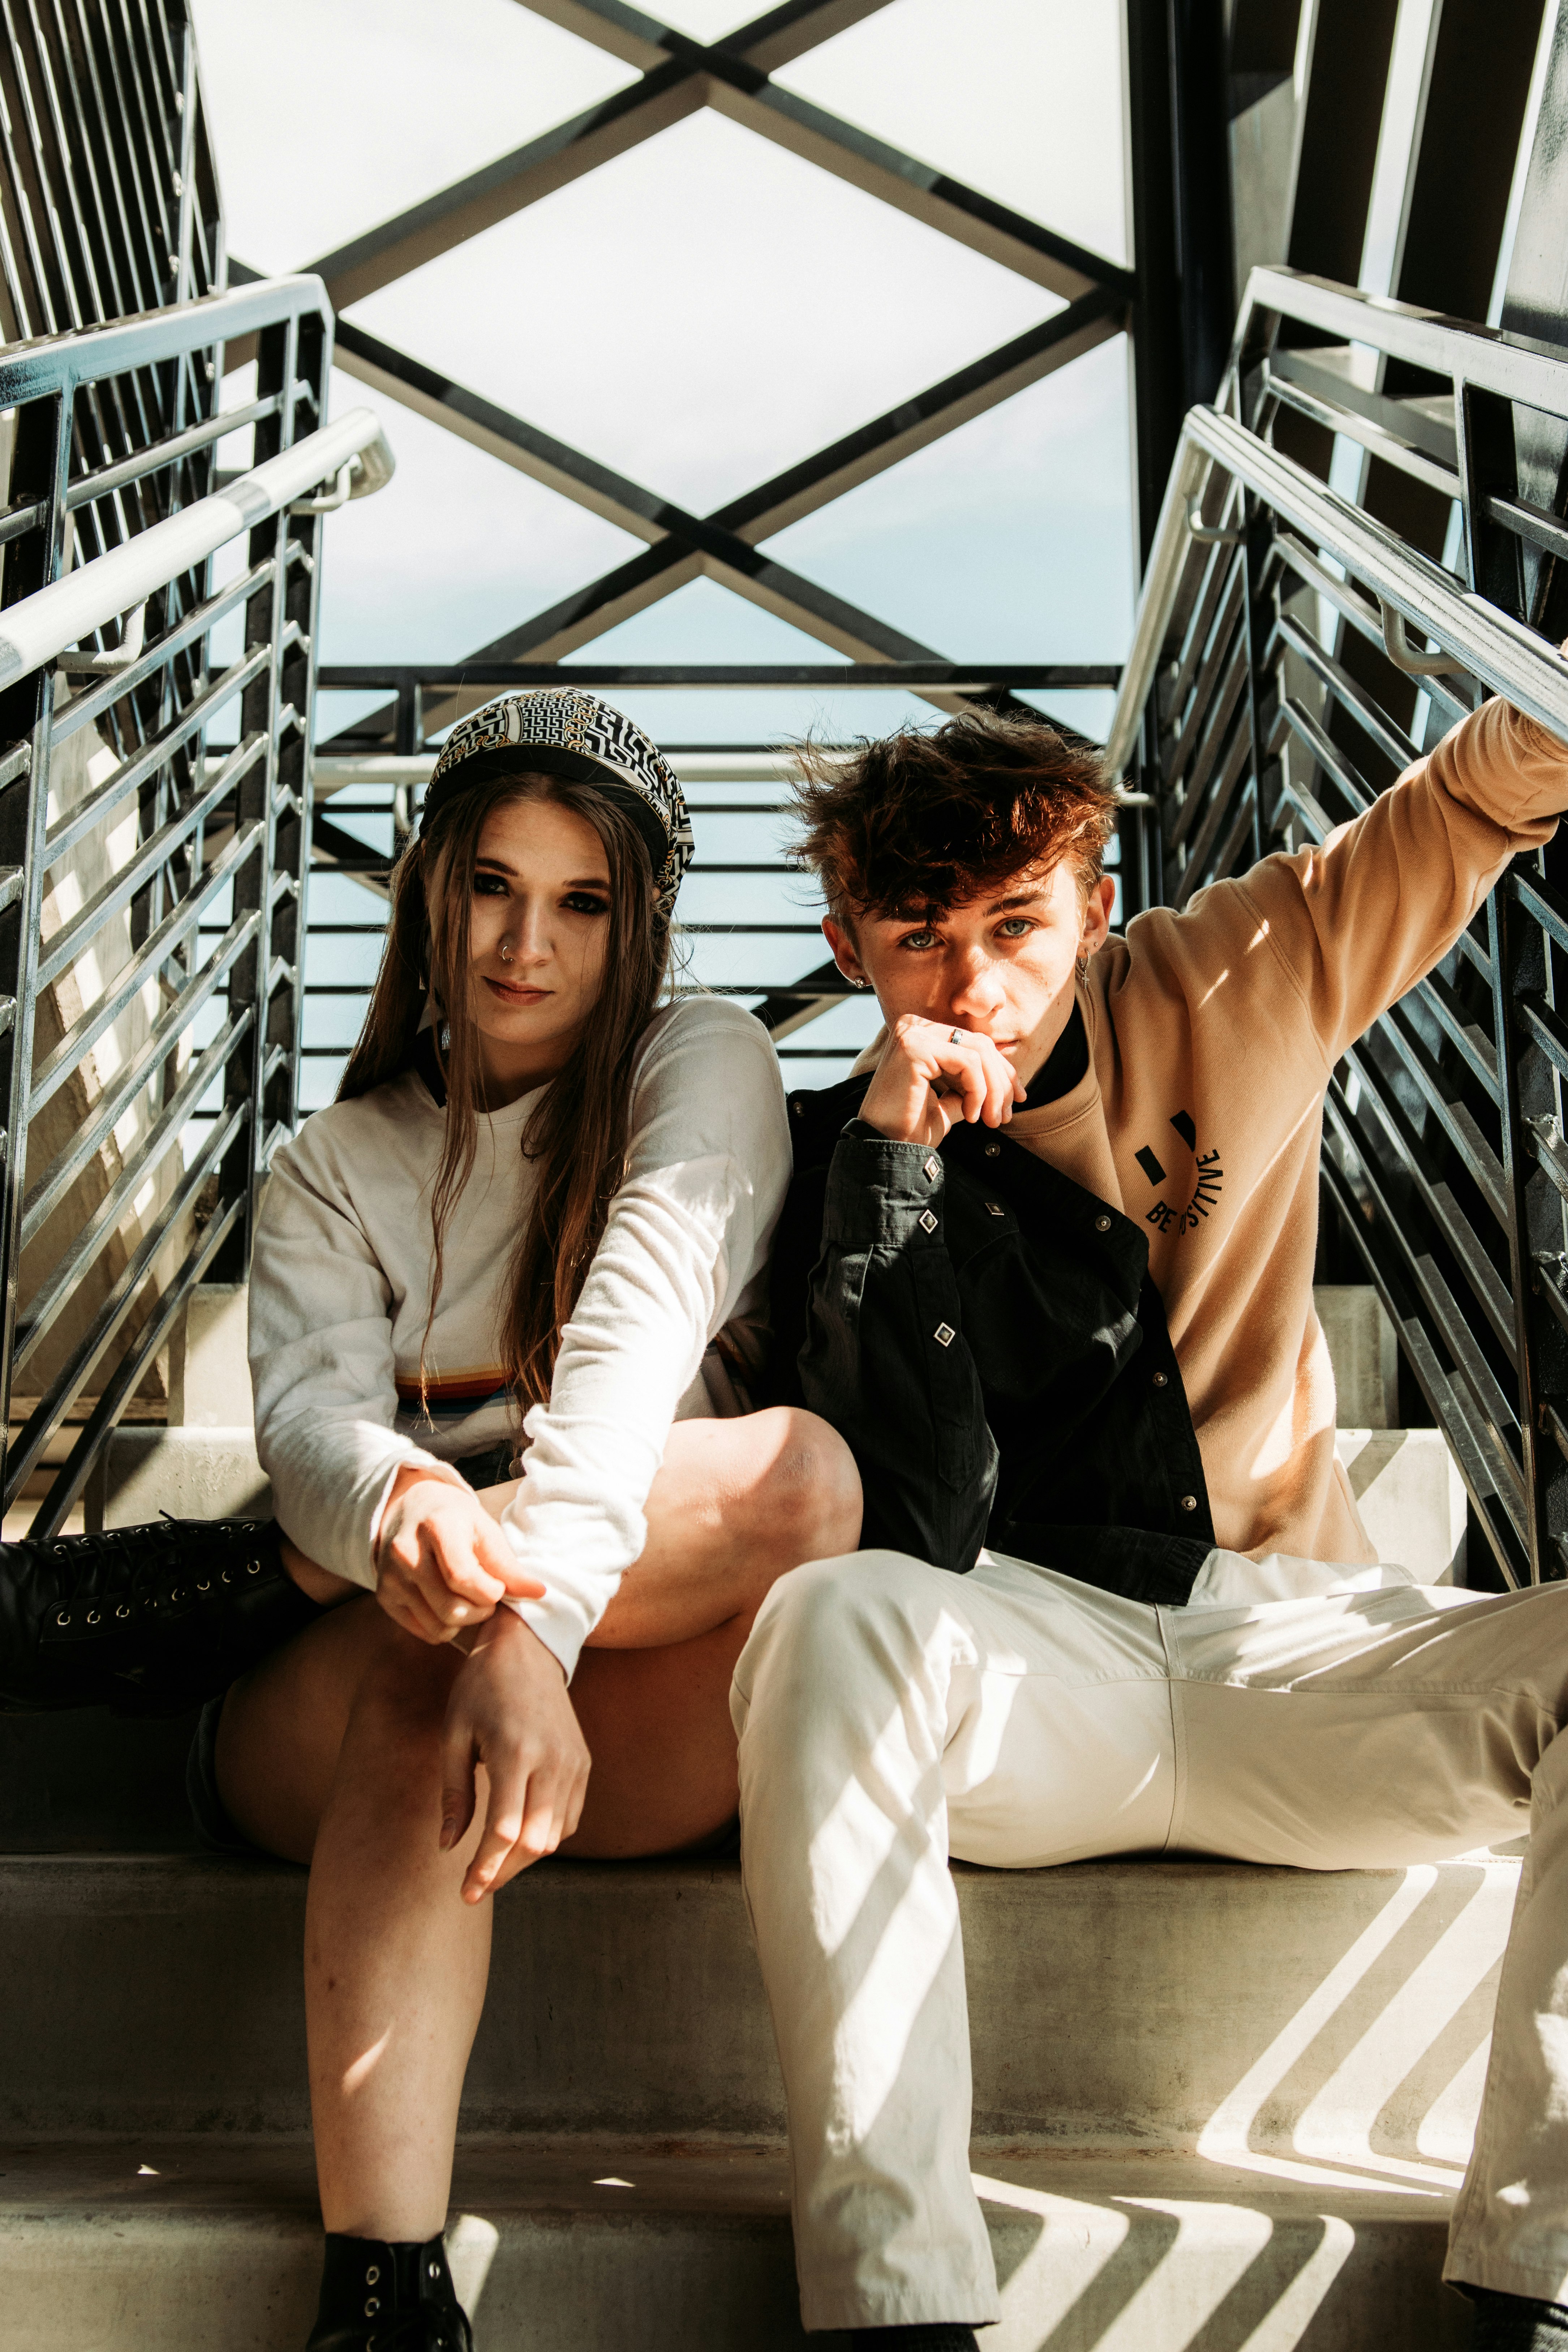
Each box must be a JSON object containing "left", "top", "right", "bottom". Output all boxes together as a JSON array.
[
  {"left": 221, "top": 1568, "right": 232, "bottom": 1584},
  {"left": 86, "top": 1609, "right": 100, "bottom": 1626},
  {"left": 246, "top": 1561, "right": 261, "bottom": 1575},
  {"left": 196, "top": 1579, "right": 210, "bottom": 1593},
  {"left": 365, "top": 2266, "right": 379, "bottom": 2285},
  {"left": 171, "top": 1588, "right": 184, "bottom": 1603},
  {"left": 428, "top": 2262, "right": 438, "bottom": 2279},
  {"left": 56, "top": 1610, "right": 69, "bottom": 1627},
  {"left": 364, "top": 2298, "right": 379, "bottom": 2316},
  {"left": 116, "top": 1604, "right": 129, "bottom": 1619}
]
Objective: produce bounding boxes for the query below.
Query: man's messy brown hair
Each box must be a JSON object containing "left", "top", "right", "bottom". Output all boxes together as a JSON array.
[{"left": 790, "top": 706, "right": 1121, "bottom": 925}]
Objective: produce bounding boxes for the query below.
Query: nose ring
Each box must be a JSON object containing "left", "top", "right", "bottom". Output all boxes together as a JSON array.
[{"left": 500, "top": 942, "right": 513, "bottom": 963}]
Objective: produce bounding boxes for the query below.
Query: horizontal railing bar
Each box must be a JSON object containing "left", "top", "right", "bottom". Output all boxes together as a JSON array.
[
  {"left": 4, "top": 1103, "right": 248, "bottom": 1510},
  {"left": 1187, "top": 405, "right": 1568, "bottom": 738},
  {"left": 1518, "top": 991, "right": 1568, "bottom": 1083},
  {"left": 1510, "top": 867, "right": 1568, "bottom": 960},
  {"left": 1272, "top": 529, "right": 1453, "bottom": 690},
  {"left": 23, "top": 902, "right": 260, "bottom": 1244},
  {"left": 14, "top": 1013, "right": 253, "bottom": 1375},
  {"left": 0, "top": 409, "right": 391, "bottom": 691},
  {"left": 24, "top": 1176, "right": 247, "bottom": 1540},
  {"left": 45, "top": 654, "right": 270, "bottom": 866},
  {"left": 64, "top": 391, "right": 284, "bottom": 512},
  {"left": 1105, "top": 433, "right": 1211, "bottom": 773},
  {"left": 1172, "top": 724, "right": 1253, "bottom": 907},
  {"left": 1374, "top": 1000, "right": 1510, "bottom": 1226},
  {"left": 1168, "top": 655, "right": 1248, "bottom": 846},
  {"left": 1167, "top": 558, "right": 1239, "bottom": 729},
  {"left": 318, "top": 663, "right": 1124, "bottom": 691},
  {"left": 1322, "top": 1102, "right": 1520, "bottom": 1540},
  {"left": 1261, "top": 364, "right": 1463, "bottom": 500},
  {"left": 1527, "top": 1114, "right": 1568, "bottom": 1206},
  {"left": 39, "top": 736, "right": 267, "bottom": 988},
  {"left": 52, "top": 554, "right": 273, "bottom": 745},
  {"left": 1234, "top": 266, "right": 1568, "bottom": 419},
  {"left": 0, "top": 498, "right": 46, "bottom": 549},
  {"left": 1277, "top": 693, "right": 1374, "bottom": 817},
  {"left": 1486, "top": 491, "right": 1568, "bottom": 567},
  {"left": 0, "top": 279, "right": 329, "bottom": 410},
  {"left": 1345, "top": 1039, "right": 1518, "bottom": 1362},
  {"left": 1266, "top": 347, "right": 1459, "bottom": 467},
  {"left": 1164, "top": 573, "right": 1245, "bottom": 785},
  {"left": 30, "top": 818, "right": 262, "bottom": 1118},
  {"left": 1274, "top": 610, "right": 1420, "bottom": 777}
]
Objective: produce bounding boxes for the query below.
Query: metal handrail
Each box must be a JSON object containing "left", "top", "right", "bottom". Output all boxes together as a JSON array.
[
  {"left": 1106, "top": 262, "right": 1568, "bottom": 1589},
  {"left": 0, "top": 263, "right": 399, "bottom": 1534},
  {"left": 1107, "top": 266, "right": 1568, "bottom": 776},
  {"left": 0, "top": 407, "right": 392, "bottom": 689}
]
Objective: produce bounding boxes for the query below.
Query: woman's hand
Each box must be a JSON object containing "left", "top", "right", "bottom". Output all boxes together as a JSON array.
[
  {"left": 858, "top": 1013, "right": 1025, "bottom": 1147},
  {"left": 374, "top": 1467, "right": 544, "bottom": 1644},
  {"left": 439, "top": 1608, "right": 590, "bottom": 1901}
]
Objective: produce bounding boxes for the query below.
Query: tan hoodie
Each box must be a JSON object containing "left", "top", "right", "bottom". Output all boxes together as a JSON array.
[{"left": 897, "top": 699, "right": 1567, "bottom": 1566}]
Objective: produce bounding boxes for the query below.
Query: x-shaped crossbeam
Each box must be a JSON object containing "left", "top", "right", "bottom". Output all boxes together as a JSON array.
[{"left": 235, "top": 0, "right": 1135, "bottom": 752}]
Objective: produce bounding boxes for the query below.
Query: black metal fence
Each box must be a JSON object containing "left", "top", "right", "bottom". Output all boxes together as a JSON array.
[{"left": 1108, "top": 265, "right": 1568, "bottom": 1588}]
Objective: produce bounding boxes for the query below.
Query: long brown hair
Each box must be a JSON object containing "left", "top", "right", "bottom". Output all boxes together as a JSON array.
[{"left": 338, "top": 768, "right": 671, "bottom": 1415}]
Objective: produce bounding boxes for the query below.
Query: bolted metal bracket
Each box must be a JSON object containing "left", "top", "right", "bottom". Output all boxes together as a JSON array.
[
  {"left": 57, "top": 600, "right": 146, "bottom": 677},
  {"left": 1379, "top": 598, "right": 1465, "bottom": 677},
  {"left": 288, "top": 456, "right": 360, "bottom": 516},
  {"left": 1186, "top": 496, "right": 1242, "bottom": 546}
]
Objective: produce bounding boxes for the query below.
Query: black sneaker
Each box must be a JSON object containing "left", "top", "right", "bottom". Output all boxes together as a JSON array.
[
  {"left": 307, "top": 2235, "right": 472, "bottom": 2352},
  {"left": 0, "top": 1517, "right": 324, "bottom": 1715}
]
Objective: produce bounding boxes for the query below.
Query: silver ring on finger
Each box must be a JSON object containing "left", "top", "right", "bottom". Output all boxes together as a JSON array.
[{"left": 949, "top": 1028, "right": 967, "bottom": 1045}]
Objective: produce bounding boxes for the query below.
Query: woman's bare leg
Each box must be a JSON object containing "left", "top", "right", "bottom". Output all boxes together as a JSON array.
[
  {"left": 215, "top": 1407, "right": 860, "bottom": 2237},
  {"left": 219, "top": 1599, "right": 489, "bottom": 2239}
]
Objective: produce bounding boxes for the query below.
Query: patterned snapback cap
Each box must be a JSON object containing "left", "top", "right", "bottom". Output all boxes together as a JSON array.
[{"left": 422, "top": 688, "right": 694, "bottom": 915}]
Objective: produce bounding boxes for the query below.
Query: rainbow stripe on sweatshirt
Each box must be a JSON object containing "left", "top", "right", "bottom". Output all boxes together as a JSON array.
[{"left": 394, "top": 1367, "right": 513, "bottom": 1423}]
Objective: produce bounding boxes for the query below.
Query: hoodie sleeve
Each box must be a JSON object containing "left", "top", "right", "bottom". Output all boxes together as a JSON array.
[
  {"left": 1174, "top": 694, "right": 1568, "bottom": 1070},
  {"left": 499, "top": 1000, "right": 791, "bottom": 1680}
]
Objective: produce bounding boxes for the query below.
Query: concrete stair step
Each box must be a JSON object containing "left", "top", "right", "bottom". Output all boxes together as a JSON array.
[
  {"left": 0, "top": 1851, "right": 1519, "bottom": 2153},
  {"left": 0, "top": 2136, "right": 1471, "bottom": 2350}
]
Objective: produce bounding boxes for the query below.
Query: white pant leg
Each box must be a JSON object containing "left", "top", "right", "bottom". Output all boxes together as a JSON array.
[
  {"left": 730, "top": 1548, "right": 1176, "bottom": 2334},
  {"left": 1156, "top": 1576, "right": 1568, "bottom": 2302}
]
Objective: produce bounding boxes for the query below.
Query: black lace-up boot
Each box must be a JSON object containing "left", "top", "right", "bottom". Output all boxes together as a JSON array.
[
  {"left": 306, "top": 2234, "right": 472, "bottom": 2352},
  {"left": 0, "top": 1516, "right": 324, "bottom": 1715}
]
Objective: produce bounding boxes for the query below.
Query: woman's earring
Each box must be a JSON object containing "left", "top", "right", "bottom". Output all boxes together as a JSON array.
[{"left": 1074, "top": 950, "right": 1090, "bottom": 983}]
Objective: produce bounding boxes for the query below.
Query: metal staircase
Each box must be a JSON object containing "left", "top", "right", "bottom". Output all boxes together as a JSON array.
[{"left": 2, "top": 7, "right": 1568, "bottom": 2349}]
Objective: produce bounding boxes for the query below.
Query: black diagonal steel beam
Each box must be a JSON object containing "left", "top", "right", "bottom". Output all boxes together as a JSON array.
[
  {"left": 288, "top": 0, "right": 1129, "bottom": 318},
  {"left": 335, "top": 288, "right": 1124, "bottom": 549},
  {"left": 323, "top": 289, "right": 1126, "bottom": 748}
]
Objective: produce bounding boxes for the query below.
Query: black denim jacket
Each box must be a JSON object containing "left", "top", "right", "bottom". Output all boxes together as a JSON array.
[{"left": 767, "top": 1075, "right": 1217, "bottom": 1607}]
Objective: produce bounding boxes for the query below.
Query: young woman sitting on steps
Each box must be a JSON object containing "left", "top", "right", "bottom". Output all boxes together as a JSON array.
[{"left": 196, "top": 690, "right": 859, "bottom": 2352}]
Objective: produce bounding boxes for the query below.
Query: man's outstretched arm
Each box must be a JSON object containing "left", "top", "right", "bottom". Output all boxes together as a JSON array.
[{"left": 1173, "top": 692, "right": 1568, "bottom": 1070}]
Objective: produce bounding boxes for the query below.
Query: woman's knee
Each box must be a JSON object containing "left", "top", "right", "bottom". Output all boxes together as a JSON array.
[
  {"left": 752, "top": 1407, "right": 863, "bottom": 1565},
  {"left": 346, "top": 1614, "right": 463, "bottom": 1760}
]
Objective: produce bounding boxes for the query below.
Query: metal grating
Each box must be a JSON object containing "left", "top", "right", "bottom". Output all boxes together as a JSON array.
[{"left": 1108, "top": 264, "right": 1568, "bottom": 1589}]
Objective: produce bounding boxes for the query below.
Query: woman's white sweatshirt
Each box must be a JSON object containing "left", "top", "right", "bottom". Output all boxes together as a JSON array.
[{"left": 248, "top": 996, "right": 791, "bottom": 1678}]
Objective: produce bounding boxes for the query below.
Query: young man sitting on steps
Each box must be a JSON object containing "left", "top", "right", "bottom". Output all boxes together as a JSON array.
[{"left": 745, "top": 698, "right": 1568, "bottom": 2351}]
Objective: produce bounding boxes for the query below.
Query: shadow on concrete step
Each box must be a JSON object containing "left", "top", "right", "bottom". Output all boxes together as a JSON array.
[{"left": 0, "top": 1707, "right": 200, "bottom": 1851}]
